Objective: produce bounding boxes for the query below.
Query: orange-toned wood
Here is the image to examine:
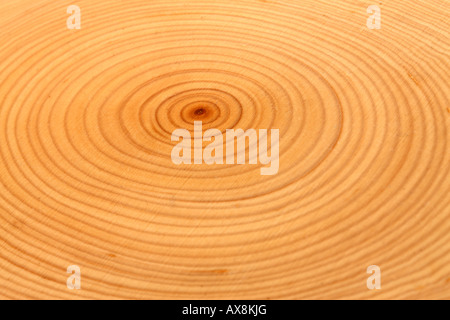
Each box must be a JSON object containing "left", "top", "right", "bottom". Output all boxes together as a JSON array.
[{"left": 0, "top": 0, "right": 448, "bottom": 299}]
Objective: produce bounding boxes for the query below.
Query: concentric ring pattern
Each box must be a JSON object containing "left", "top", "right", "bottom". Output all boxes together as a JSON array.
[{"left": 0, "top": 0, "right": 449, "bottom": 299}]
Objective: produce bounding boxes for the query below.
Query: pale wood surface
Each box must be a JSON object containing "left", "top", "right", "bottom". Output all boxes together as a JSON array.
[{"left": 0, "top": 0, "right": 449, "bottom": 299}]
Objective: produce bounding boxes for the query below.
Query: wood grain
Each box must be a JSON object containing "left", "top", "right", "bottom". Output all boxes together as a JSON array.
[{"left": 0, "top": 0, "right": 449, "bottom": 300}]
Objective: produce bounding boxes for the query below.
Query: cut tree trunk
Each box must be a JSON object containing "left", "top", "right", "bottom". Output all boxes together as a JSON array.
[{"left": 0, "top": 0, "right": 448, "bottom": 299}]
